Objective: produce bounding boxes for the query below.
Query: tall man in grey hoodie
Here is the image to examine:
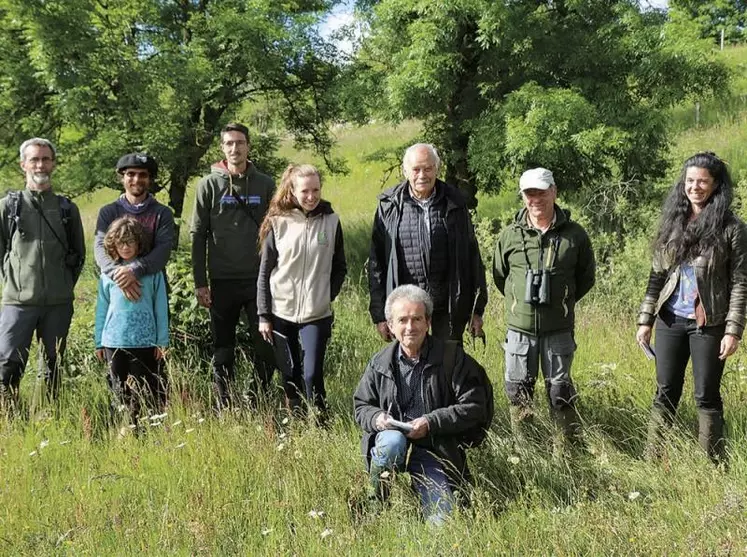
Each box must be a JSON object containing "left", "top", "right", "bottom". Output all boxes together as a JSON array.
[{"left": 191, "top": 123, "right": 276, "bottom": 409}]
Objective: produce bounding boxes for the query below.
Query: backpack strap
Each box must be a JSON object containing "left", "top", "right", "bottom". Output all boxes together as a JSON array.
[
  {"left": 57, "top": 194, "right": 73, "bottom": 250},
  {"left": 3, "top": 191, "right": 22, "bottom": 258}
]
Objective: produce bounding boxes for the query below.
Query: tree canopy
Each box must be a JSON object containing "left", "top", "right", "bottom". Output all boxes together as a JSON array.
[
  {"left": 348, "top": 0, "right": 728, "bottom": 228},
  {"left": 670, "top": 0, "right": 746, "bottom": 45},
  {"left": 0, "top": 0, "right": 342, "bottom": 225}
]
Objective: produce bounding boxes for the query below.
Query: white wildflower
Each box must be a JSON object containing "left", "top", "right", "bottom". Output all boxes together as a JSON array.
[
  {"left": 175, "top": 442, "right": 187, "bottom": 449},
  {"left": 197, "top": 418, "right": 205, "bottom": 424},
  {"left": 261, "top": 528, "right": 273, "bottom": 536},
  {"left": 279, "top": 433, "right": 287, "bottom": 440},
  {"left": 150, "top": 413, "right": 168, "bottom": 421},
  {"left": 39, "top": 440, "right": 49, "bottom": 450},
  {"left": 277, "top": 443, "right": 285, "bottom": 451},
  {"left": 29, "top": 450, "right": 37, "bottom": 457},
  {"left": 185, "top": 428, "right": 195, "bottom": 434},
  {"left": 281, "top": 417, "right": 289, "bottom": 425},
  {"left": 59, "top": 440, "right": 70, "bottom": 446},
  {"left": 320, "top": 528, "right": 333, "bottom": 539},
  {"left": 507, "top": 455, "right": 520, "bottom": 465},
  {"left": 628, "top": 491, "right": 641, "bottom": 501},
  {"left": 171, "top": 420, "right": 182, "bottom": 427},
  {"left": 379, "top": 470, "right": 390, "bottom": 479},
  {"left": 308, "top": 510, "right": 325, "bottom": 519}
]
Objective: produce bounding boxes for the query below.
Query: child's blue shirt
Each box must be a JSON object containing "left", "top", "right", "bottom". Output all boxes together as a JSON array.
[{"left": 94, "top": 271, "right": 169, "bottom": 348}]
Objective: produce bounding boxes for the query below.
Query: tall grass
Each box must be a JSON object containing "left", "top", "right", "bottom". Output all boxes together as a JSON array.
[{"left": 5, "top": 50, "right": 747, "bottom": 556}]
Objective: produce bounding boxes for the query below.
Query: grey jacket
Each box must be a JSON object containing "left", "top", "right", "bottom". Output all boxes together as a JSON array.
[
  {"left": 353, "top": 336, "right": 487, "bottom": 486},
  {"left": 638, "top": 213, "right": 747, "bottom": 338}
]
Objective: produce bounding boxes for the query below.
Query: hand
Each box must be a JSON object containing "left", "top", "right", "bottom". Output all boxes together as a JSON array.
[
  {"left": 405, "top": 417, "right": 430, "bottom": 440},
  {"left": 469, "top": 313, "right": 484, "bottom": 337},
  {"left": 95, "top": 348, "right": 105, "bottom": 362},
  {"left": 259, "top": 321, "right": 274, "bottom": 345},
  {"left": 376, "top": 321, "right": 392, "bottom": 342},
  {"left": 719, "top": 334, "right": 739, "bottom": 360},
  {"left": 154, "top": 347, "right": 166, "bottom": 361},
  {"left": 636, "top": 325, "right": 652, "bottom": 347},
  {"left": 375, "top": 411, "right": 392, "bottom": 432},
  {"left": 113, "top": 266, "right": 141, "bottom": 301},
  {"left": 196, "top": 286, "right": 212, "bottom": 308}
]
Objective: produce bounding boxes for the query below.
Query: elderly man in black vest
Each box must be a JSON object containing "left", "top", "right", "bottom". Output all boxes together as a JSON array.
[{"left": 368, "top": 143, "right": 487, "bottom": 343}]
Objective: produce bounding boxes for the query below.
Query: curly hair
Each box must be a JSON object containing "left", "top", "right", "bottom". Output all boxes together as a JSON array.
[
  {"left": 654, "top": 152, "right": 734, "bottom": 264},
  {"left": 103, "top": 216, "right": 151, "bottom": 261},
  {"left": 258, "top": 164, "right": 322, "bottom": 246}
]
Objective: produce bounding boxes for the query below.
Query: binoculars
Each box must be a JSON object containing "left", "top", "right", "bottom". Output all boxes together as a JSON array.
[{"left": 524, "top": 269, "right": 551, "bottom": 305}]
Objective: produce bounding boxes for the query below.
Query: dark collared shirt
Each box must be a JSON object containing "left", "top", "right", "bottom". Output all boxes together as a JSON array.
[{"left": 396, "top": 340, "right": 429, "bottom": 421}]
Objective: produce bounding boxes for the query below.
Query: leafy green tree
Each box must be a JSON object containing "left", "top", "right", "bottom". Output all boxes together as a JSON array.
[
  {"left": 351, "top": 0, "right": 727, "bottom": 232},
  {"left": 670, "top": 0, "right": 746, "bottom": 45},
  {"left": 1, "top": 0, "right": 341, "bottom": 229}
]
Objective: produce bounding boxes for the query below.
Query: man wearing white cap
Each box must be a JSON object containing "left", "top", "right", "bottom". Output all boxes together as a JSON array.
[{"left": 492, "top": 168, "right": 595, "bottom": 448}]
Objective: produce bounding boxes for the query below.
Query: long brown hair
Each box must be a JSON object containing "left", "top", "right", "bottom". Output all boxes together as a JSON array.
[{"left": 258, "top": 164, "right": 321, "bottom": 246}]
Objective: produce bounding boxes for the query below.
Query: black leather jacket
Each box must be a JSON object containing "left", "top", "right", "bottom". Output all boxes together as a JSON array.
[{"left": 638, "top": 213, "right": 747, "bottom": 338}]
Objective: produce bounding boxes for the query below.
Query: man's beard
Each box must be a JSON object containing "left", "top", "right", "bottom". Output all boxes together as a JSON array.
[{"left": 31, "top": 172, "right": 51, "bottom": 186}]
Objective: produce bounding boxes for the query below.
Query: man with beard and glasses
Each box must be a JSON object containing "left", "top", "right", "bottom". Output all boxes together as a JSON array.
[
  {"left": 191, "top": 123, "right": 276, "bottom": 410},
  {"left": 0, "top": 138, "right": 85, "bottom": 410},
  {"left": 94, "top": 153, "right": 174, "bottom": 302}
]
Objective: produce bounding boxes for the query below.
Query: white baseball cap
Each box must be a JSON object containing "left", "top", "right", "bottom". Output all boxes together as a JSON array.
[{"left": 519, "top": 168, "right": 555, "bottom": 191}]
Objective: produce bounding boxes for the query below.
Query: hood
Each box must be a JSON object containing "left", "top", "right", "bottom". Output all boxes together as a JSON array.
[
  {"left": 210, "top": 159, "right": 258, "bottom": 177},
  {"left": 116, "top": 193, "right": 157, "bottom": 215}
]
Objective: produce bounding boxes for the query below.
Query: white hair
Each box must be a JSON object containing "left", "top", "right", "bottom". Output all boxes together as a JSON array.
[
  {"left": 20, "top": 138, "right": 57, "bottom": 161},
  {"left": 402, "top": 143, "right": 441, "bottom": 175},
  {"left": 385, "top": 285, "right": 434, "bottom": 322}
]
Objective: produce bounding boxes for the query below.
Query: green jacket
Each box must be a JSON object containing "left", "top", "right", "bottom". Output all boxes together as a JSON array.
[
  {"left": 637, "top": 213, "right": 747, "bottom": 338},
  {"left": 190, "top": 160, "right": 275, "bottom": 287},
  {"left": 492, "top": 206, "right": 595, "bottom": 335},
  {"left": 0, "top": 188, "right": 85, "bottom": 305}
]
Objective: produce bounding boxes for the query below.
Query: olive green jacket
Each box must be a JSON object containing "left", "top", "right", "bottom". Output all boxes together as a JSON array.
[
  {"left": 492, "top": 206, "right": 595, "bottom": 336},
  {"left": 0, "top": 188, "right": 85, "bottom": 305},
  {"left": 637, "top": 213, "right": 747, "bottom": 338}
]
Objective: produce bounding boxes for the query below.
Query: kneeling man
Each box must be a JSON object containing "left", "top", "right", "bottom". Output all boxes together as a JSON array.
[{"left": 354, "top": 285, "right": 487, "bottom": 525}]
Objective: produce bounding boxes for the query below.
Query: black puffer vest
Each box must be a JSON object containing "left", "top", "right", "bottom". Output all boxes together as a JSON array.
[{"left": 396, "top": 188, "right": 449, "bottom": 309}]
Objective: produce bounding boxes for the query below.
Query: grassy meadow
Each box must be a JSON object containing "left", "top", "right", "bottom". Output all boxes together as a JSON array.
[{"left": 5, "top": 48, "right": 747, "bottom": 555}]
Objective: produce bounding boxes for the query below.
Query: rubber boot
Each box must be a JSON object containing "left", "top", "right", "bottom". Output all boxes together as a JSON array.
[
  {"left": 698, "top": 409, "right": 726, "bottom": 465},
  {"left": 645, "top": 406, "right": 672, "bottom": 461},
  {"left": 509, "top": 404, "right": 536, "bottom": 448},
  {"left": 550, "top": 405, "right": 584, "bottom": 455}
]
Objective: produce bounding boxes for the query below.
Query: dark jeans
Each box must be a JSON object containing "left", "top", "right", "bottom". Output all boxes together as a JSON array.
[
  {"left": 210, "top": 279, "right": 276, "bottom": 407},
  {"left": 272, "top": 315, "right": 332, "bottom": 410},
  {"left": 430, "top": 310, "right": 467, "bottom": 344},
  {"left": 105, "top": 347, "right": 167, "bottom": 423},
  {"left": 653, "top": 309, "right": 726, "bottom": 414},
  {"left": 0, "top": 303, "right": 74, "bottom": 400}
]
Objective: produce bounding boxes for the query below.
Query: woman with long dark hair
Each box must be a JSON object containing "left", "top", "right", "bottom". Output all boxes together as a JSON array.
[
  {"left": 257, "top": 164, "right": 346, "bottom": 419},
  {"left": 636, "top": 152, "right": 747, "bottom": 463}
]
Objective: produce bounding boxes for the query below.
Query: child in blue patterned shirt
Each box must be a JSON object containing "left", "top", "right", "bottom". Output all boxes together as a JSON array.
[{"left": 94, "top": 216, "right": 169, "bottom": 426}]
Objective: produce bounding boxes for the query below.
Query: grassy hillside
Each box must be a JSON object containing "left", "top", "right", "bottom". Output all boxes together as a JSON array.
[{"left": 3, "top": 47, "right": 747, "bottom": 555}]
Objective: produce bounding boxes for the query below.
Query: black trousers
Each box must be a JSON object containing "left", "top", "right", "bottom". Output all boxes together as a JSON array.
[
  {"left": 653, "top": 309, "right": 726, "bottom": 414},
  {"left": 105, "top": 347, "right": 167, "bottom": 422},
  {"left": 209, "top": 279, "right": 276, "bottom": 406},
  {"left": 272, "top": 315, "right": 333, "bottom": 410}
]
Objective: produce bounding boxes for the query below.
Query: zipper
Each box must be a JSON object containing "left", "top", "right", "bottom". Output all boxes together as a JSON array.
[{"left": 297, "top": 215, "right": 311, "bottom": 321}]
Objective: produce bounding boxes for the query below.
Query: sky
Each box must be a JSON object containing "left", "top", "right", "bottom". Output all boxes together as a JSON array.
[{"left": 320, "top": 0, "right": 671, "bottom": 52}]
